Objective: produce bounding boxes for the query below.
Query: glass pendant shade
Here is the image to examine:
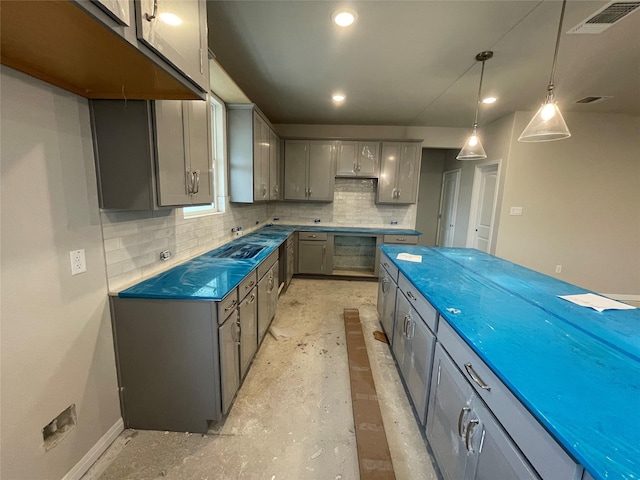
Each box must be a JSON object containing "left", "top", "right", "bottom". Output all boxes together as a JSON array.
[
  {"left": 518, "top": 100, "right": 571, "bottom": 142},
  {"left": 457, "top": 127, "right": 487, "bottom": 160}
]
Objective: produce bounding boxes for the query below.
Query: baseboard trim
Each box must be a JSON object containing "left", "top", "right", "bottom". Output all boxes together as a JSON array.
[
  {"left": 601, "top": 293, "right": 640, "bottom": 302},
  {"left": 62, "top": 418, "right": 124, "bottom": 480}
]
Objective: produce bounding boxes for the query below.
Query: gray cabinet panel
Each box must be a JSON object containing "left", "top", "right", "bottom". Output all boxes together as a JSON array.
[
  {"left": 284, "top": 141, "right": 309, "bottom": 200},
  {"left": 336, "top": 141, "right": 379, "bottom": 177},
  {"left": 298, "top": 240, "right": 328, "bottom": 274},
  {"left": 257, "top": 262, "right": 279, "bottom": 343},
  {"left": 308, "top": 141, "right": 335, "bottom": 201},
  {"left": 377, "top": 141, "right": 421, "bottom": 204},
  {"left": 219, "top": 311, "right": 240, "bottom": 415},
  {"left": 110, "top": 297, "right": 220, "bottom": 433},
  {"left": 155, "top": 100, "right": 190, "bottom": 206},
  {"left": 186, "top": 99, "right": 213, "bottom": 204},
  {"left": 284, "top": 140, "right": 335, "bottom": 201},
  {"left": 136, "top": 0, "right": 208, "bottom": 91},
  {"left": 269, "top": 130, "right": 281, "bottom": 200},
  {"left": 377, "top": 266, "right": 397, "bottom": 341},
  {"left": 426, "top": 344, "right": 475, "bottom": 480},
  {"left": 239, "top": 289, "right": 258, "bottom": 379}
]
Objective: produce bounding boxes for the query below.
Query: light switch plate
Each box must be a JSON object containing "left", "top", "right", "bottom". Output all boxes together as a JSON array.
[
  {"left": 70, "top": 249, "right": 87, "bottom": 275},
  {"left": 509, "top": 206, "right": 523, "bottom": 216}
]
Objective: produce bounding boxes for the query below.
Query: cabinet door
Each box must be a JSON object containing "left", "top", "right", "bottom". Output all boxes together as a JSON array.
[
  {"left": 404, "top": 311, "right": 435, "bottom": 425},
  {"left": 155, "top": 100, "right": 190, "bottom": 206},
  {"left": 286, "top": 243, "right": 294, "bottom": 284},
  {"left": 93, "top": 0, "right": 130, "bottom": 25},
  {"left": 395, "top": 143, "right": 420, "bottom": 204},
  {"left": 284, "top": 141, "right": 309, "bottom": 200},
  {"left": 357, "top": 142, "right": 379, "bottom": 177},
  {"left": 298, "top": 240, "right": 327, "bottom": 274},
  {"left": 185, "top": 99, "right": 212, "bottom": 205},
  {"left": 268, "top": 262, "right": 280, "bottom": 322},
  {"left": 238, "top": 289, "right": 257, "bottom": 379},
  {"left": 377, "top": 268, "right": 397, "bottom": 342},
  {"left": 137, "top": 0, "right": 207, "bottom": 91},
  {"left": 307, "top": 141, "right": 335, "bottom": 201},
  {"left": 393, "top": 291, "right": 410, "bottom": 369},
  {"left": 253, "top": 115, "right": 268, "bottom": 201},
  {"left": 377, "top": 142, "right": 401, "bottom": 203},
  {"left": 336, "top": 141, "right": 358, "bottom": 176},
  {"left": 269, "top": 129, "right": 280, "bottom": 200},
  {"left": 219, "top": 312, "right": 240, "bottom": 415},
  {"left": 426, "top": 344, "right": 475, "bottom": 480}
]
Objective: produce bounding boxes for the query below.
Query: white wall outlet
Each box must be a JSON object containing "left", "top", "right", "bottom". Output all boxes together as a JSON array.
[
  {"left": 235, "top": 230, "right": 244, "bottom": 237},
  {"left": 69, "top": 249, "right": 86, "bottom": 275},
  {"left": 555, "top": 265, "right": 562, "bottom": 273},
  {"left": 509, "top": 206, "right": 523, "bottom": 216}
]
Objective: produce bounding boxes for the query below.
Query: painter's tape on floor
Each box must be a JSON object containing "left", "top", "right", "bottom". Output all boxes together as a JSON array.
[{"left": 344, "top": 308, "right": 396, "bottom": 480}]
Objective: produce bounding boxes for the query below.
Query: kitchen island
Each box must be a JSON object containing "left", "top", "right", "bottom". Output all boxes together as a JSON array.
[{"left": 379, "top": 245, "right": 639, "bottom": 480}]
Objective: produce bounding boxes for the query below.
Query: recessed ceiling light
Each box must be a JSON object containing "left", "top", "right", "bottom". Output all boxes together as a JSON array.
[
  {"left": 332, "top": 9, "right": 357, "bottom": 27},
  {"left": 332, "top": 94, "right": 346, "bottom": 102},
  {"left": 159, "top": 12, "right": 182, "bottom": 26},
  {"left": 482, "top": 97, "right": 497, "bottom": 104}
]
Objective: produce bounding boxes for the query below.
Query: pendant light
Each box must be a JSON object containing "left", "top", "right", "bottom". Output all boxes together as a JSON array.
[
  {"left": 519, "top": 0, "right": 571, "bottom": 142},
  {"left": 457, "top": 51, "right": 493, "bottom": 161}
]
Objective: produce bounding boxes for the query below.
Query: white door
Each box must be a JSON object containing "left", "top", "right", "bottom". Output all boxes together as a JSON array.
[
  {"left": 468, "top": 163, "right": 499, "bottom": 253},
  {"left": 436, "top": 170, "right": 460, "bottom": 247}
]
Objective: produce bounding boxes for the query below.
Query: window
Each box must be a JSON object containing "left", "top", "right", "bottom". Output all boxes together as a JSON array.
[{"left": 183, "top": 93, "right": 226, "bottom": 218}]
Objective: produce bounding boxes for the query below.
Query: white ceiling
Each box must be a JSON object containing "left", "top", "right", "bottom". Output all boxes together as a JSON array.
[{"left": 206, "top": 1, "right": 640, "bottom": 127}]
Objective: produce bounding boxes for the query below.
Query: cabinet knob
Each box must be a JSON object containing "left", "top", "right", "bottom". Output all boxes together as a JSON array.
[{"left": 144, "top": 0, "right": 158, "bottom": 21}]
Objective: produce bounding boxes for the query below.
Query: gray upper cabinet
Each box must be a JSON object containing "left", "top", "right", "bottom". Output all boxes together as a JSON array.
[
  {"left": 136, "top": 0, "right": 209, "bottom": 92},
  {"left": 91, "top": 98, "right": 212, "bottom": 210},
  {"left": 377, "top": 142, "right": 422, "bottom": 204},
  {"left": 228, "top": 105, "right": 279, "bottom": 203},
  {"left": 2, "top": 1, "right": 208, "bottom": 100},
  {"left": 284, "top": 140, "right": 336, "bottom": 201},
  {"left": 336, "top": 141, "right": 380, "bottom": 177}
]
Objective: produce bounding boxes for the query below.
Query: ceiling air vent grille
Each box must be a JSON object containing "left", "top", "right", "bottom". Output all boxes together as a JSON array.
[
  {"left": 575, "top": 96, "right": 612, "bottom": 104},
  {"left": 568, "top": 1, "right": 640, "bottom": 34}
]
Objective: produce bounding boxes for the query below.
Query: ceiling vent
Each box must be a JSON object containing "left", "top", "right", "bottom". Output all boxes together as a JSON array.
[
  {"left": 575, "top": 96, "right": 613, "bottom": 104},
  {"left": 567, "top": 1, "right": 640, "bottom": 34}
]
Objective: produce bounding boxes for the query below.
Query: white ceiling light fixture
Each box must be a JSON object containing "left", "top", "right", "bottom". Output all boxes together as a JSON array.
[
  {"left": 519, "top": 0, "right": 571, "bottom": 142},
  {"left": 482, "top": 97, "right": 497, "bottom": 104},
  {"left": 457, "top": 51, "right": 493, "bottom": 161},
  {"left": 331, "top": 9, "right": 357, "bottom": 27},
  {"left": 332, "top": 93, "right": 346, "bottom": 103}
]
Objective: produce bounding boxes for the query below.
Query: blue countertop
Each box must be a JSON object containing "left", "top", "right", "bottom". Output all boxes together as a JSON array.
[
  {"left": 119, "top": 225, "right": 420, "bottom": 300},
  {"left": 379, "top": 245, "right": 640, "bottom": 480}
]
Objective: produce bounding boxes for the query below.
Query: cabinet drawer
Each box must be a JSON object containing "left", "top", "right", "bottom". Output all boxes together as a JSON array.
[
  {"left": 379, "top": 252, "right": 399, "bottom": 283},
  {"left": 217, "top": 289, "right": 239, "bottom": 325},
  {"left": 437, "top": 320, "right": 581, "bottom": 480},
  {"left": 298, "top": 231, "right": 327, "bottom": 241},
  {"left": 398, "top": 274, "right": 437, "bottom": 333},
  {"left": 383, "top": 234, "right": 418, "bottom": 244},
  {"left": 238, "top": 270, "right": 258, "bottom": 301},
  {"left": 258, "top": 250, "right": 279, "bottom": 279}
]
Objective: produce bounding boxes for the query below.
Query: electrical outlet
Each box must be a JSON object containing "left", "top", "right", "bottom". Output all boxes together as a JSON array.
[
  {"left": 555, "top": 265, "right": 562, "bottom": 273},
  {"left": 509, "top": 206, "right": 523, "bottom": 216},
  {"left": 69, "top": 249, "right": 86, "bottom": 275}
]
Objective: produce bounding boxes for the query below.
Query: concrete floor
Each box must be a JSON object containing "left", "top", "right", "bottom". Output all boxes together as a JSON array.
[{"left": 82, "top": 278, "right": 438, "bottom": 480}]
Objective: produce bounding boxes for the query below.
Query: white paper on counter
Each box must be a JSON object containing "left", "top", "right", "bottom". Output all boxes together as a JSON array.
[
  {"left": 396, "top": 253, "right": 422, "bottom": 263},
  {"left": 558, "top": 293, "right": 636, "bottom": 312}
]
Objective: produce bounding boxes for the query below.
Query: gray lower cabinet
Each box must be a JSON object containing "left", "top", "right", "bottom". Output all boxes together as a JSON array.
[
  {"left": 376, "top": 264, "right": 397, "bottom": 341},
  {"left": 90, "top": 98, "right": 212, "bottom": 210},
  {"left": 427, "top": 344, "right": 539, "bottom": 480},
  {"left": 297, "top": 232, "right": 332, "bottom": 275},
  {"left": 109, "top": 297, "right": 220, "bottom": 433},
  {"left": 238, "top": 287, "right": 258, "bottom": 379},
  {"left": 219, "top": 309, "right": 240, "bottom": 415},
  {"left": 392, "top": 290, "right": 436, "bottom": 425},
  {"left": 258, "top": 254, "right": 280, "bottom": 343}
]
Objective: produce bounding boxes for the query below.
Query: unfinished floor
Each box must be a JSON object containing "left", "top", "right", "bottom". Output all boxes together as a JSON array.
[{"left": 82, "top": 278, "right": 438, "bottom": 480}]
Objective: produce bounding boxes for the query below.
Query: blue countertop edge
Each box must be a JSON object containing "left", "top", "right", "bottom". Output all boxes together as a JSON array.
[
  {"left": 118, "top": 224, "right": 420, "bottom": 300},
  {"left": 379, "top": 245, "right": 640, "bottom": 480}
]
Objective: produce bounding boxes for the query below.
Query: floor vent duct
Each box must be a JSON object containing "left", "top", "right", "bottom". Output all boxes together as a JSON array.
[{"left": 568, "top": 1, "right": 640, "bottom": 34}]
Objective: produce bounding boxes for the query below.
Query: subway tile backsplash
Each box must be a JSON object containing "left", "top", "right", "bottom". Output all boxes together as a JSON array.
[{"left": 100, "top": 179, "right": 415, "bottom": 291}]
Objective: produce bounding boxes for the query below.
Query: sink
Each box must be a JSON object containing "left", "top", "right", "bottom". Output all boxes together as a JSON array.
[{"left": 211, "top": 243, "right": 266, "bottom": 259}]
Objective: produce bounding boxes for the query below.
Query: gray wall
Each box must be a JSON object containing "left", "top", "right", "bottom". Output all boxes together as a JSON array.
[
  {"left": 0, "top": 67, "right": 121, "bottom": 479},
  {"left": 415, "top": 149, "right": 447, "bottom": 246}
]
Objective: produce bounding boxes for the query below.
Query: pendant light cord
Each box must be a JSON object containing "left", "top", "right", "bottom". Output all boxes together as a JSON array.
[
  {"left": 547, "top": 0, "right": 567, "bottom": 97},
  {"left": 473, "top": 59, "right": 486, "bottom": 128}
]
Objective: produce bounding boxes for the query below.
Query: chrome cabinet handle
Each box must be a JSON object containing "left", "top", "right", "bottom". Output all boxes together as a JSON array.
[
  {"left": 464, "top": 363, "right": 491, "bottom": 391},
  {"left": 383, "top": 262, "right": 389, "bottom": 268},
  {"left": 353, "top": 161, "right": 357, "bottom": 173},
  {"left": 249, "top": 293, "right": 256, "bottom": 303},
  {"left": 396, "top": 237, "right": 406, "bottom": 242},
  {"left": 392, "top": 188, "right": 397, "bottom": 199},
  {"left": 186, "top": 169, "right": 193, "bottom": 194},
  {"left": 245, "top": 280, "right": 255, "bottom": 290},
  {"left": 408, "top": 319, "right": 416, "bottom": 339},
  {"left": 262, "top": 184, "right": 267, "bottom": 197},
  {"left": 381, "top": 278, "right": 389, "bottom": 294},
  {"left": 224, "top": 299, "right": 237, "bottom": 312},
  {"left": 457, "top": 406, "right": 470, "bottom": 437},
  {"left": 403, "top": 314, "right": 410, "bottom": 336},
  {"left": 466, "top": 419, "right": 480, "bottom": 452},
  {"left": 308, "top": 187, "right": 312, "bottom": 198},
  {"left": 311, "top": 234, "right": 317, "bottom": 238},
  {"left": 274, "top": 184, "right": 279, "bottom": 195},
  {"left": 396, "top": 188, "right": 401, "bottom": 199},
  {"left": 304, "top": 187, "right": 309, "bottom": 197},
  {"left": 235, "top": 316, "right": 241, "bottom": 346},
  {"left": 193, "top": 170, "right": 200, "bottom": 195},
  {"left": 407, "top": 291, "right": 417, "bottom": 301},
  {"left": 144, "top": 0, "right": 158, "bottom": 21}
]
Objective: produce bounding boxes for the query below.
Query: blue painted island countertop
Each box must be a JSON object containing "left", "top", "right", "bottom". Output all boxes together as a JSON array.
[
  {"left": 379, "top": 245, "right": 640, "bottom": 480},
  {"left": 118, "top": 225, "right": 419, "bottom": 300}
]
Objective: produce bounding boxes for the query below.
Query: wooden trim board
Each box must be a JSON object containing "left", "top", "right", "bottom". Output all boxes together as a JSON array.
[{"left": 343, "top": 308, "right": 395, "bottom": 479}]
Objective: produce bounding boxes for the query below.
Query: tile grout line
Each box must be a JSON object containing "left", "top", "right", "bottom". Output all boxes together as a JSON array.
[{"left": 343, "top": 308, "right": 396, "bottom": 480}]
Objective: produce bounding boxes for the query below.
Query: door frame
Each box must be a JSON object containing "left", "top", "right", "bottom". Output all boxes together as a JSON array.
[
  {"left": 435, "top": 168, "right": 461, "bottom": 247},
  {"left": 466, "top": 160, "right": 501, "bottom": 252}
]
